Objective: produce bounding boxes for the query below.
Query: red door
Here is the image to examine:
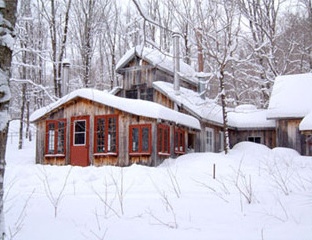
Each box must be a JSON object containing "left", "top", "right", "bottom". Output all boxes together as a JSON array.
[{"left": 70, "top": 116, "right": 90, "bottom": 166}]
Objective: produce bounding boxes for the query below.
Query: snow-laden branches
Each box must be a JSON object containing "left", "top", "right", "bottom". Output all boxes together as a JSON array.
[
  {"left": 131, "top": 0, "right": 177, "bottom": 35},
  {"left": 10, "top": 78, "right": 57, "bottom": 102}
]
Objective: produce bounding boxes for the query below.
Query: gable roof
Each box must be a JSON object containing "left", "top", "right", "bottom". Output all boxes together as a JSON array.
[
  {"left": 30, "top": 88, "right": 201, "bottom": 130},
  {"left": 115, "top": 45, "right": 198, "bottom": 86},
  {"left": 153, "top": 81, "right": 275, "bottom": 130},
  {"left": 267, "top": 73, "right": 312, "bottom": 119}
]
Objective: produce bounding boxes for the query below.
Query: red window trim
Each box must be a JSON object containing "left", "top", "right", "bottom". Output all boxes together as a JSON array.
[
  {"left": 45, "top": 119, "right": 66, "bottom": 156},
  {"left": 157, "top": 124, "right": 170, "bottom": 155},
  {"left": 93, "top": 114, "right": 119, "bottom": 155},
  {"left": 129, "top": 124, "right": 152, "bottom": 155},
  {"left": 174, "top": 127, "right": 185, "bottom": 154}
]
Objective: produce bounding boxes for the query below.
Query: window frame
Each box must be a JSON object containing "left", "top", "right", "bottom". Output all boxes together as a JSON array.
[
  {"left": 73, "top": 119, "right": 87, "bottom": 146},
  {"left": 94, "top": 114, "right": 118, "bottom": 155},
  {"left": 205, "top": 127, "right": 215, "bottom": 152},
  {"left": 174, "top": 127, "right": 185, "bottom": 154},
  {"left": 45, "top": 119, "right": 67, "bottom": 156},
  {"left": 129, "top": 124, "right": 152, "bottom": 155},
  {"left": 157, "top": 124, "right": 170, "bottom": 156},
  {"left": 247, "top": 136, "right": 261, "bottom": 144}
]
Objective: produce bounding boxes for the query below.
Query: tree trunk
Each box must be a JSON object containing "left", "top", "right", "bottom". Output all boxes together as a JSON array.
[
  {"left": 219, "top": 69, "right": 230, "bottom": 154},
  {"left": 0, "top": 0, "right": 18, "bottom": 237},
  {"left": 18, "top": 84, "right": 27, "bottom": 149}
]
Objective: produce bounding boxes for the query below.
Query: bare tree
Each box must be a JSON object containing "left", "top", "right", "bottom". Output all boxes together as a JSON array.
[
  {"left": 71, "top": 0, "right": 101, "bottom": 88},
  {"left": 193, "top": 0, "right": 241, "bottom": 153},
  {"left": 38, "top": 0, "right": 72, "bottom": 98},
  {"left": 237, "top": 0, "right": 285, "bottom": 107},
  {"left": 96, "top": 0, "right": 120, "bottom": 90},
  {"left": 15, "top": 0, "right": 32, "bottom": 150},
  {"left": 0, "top": 0, "right": 18, "bottom": 237}
]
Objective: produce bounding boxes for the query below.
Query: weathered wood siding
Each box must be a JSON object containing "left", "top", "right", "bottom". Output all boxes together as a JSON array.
[
  {"left": 119, "top": 57, "right": 197, "bottom": 99},
  {"left": 229, "top": 129, "right": 276, "bottom": 149},
  {"left": 34, "top": 97, "right": 196, "bottom": 167},
  {"left": 154, "top": 90, "right": 174, "bottom": 109},
  {"left": 276, "top": 119, "right": 305, "bottom": 154}
]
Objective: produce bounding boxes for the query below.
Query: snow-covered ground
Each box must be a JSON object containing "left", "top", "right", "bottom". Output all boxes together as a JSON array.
[{"left": 4, "top": 120, "right": 312, "bottom": 240}]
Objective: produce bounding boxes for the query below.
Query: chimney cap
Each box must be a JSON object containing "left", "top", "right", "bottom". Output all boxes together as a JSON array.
[
  {"left": 0, "top": 1, "right": 5, "bottom": 8},
  {"left": 62, "top": 58, "right": 71, "bottom": 66},
  {"left": 195, "top": 72, "right": 212, "bottom": 78}
]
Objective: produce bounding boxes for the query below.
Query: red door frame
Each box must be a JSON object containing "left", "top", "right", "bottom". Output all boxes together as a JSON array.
[{"left": 70, "top": 115, "right": 90, "bottom": 166}]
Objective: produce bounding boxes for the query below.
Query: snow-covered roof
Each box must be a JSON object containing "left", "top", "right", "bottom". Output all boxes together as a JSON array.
[
  {"left": 153, "top": 81, "right": 276, "bottom": 130},
  {"left": 30, "top": 88, "right": 201, "bottom": 130},
  {"left": 267, "top": 73, "right": 312, "bottom": 119},
  {"left": 299, "top": 112, "right": 312, "bottom": 131},
  {"left": 116, "top": 45, "right": 198, "bottom": 85}
]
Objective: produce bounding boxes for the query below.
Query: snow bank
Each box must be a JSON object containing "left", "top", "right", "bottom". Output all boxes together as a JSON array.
[{"left": 4, "top": 122, "right": 312, "bottom": 240}]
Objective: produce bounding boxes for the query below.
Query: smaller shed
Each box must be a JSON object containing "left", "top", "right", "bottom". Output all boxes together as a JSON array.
[
  {"left": 267, "top": 73, "right": 312, "bottom": 155},
  {"left": 30, "top": 88, "right": 200, "bottom": 167}
]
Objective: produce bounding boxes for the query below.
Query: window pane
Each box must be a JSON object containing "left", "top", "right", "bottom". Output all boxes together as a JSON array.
[
  {"left": 158, "top": 127, "right": 163, "bottom": 152},
  {"left": 75, "top": 120, "right": 86, "bottom": 132},
  {"left": 174, "top": 131, "right": 178, "bottom": 150},
  {"left": 57, "top": 121, "right": 65, "bottom": 154},
  {"left": 163, "top": 128, "right": 169, "bottom": 153},
  {"left": 74, "top": 120, "right": 86, "bottom": 145},
  {"left": 108, "top": 117, "right": 117, "bottom": 152},
  {"left": 132, "top": 127, "right": 139, "bottom": 152},
  {"left": 48, "top": 123, "right": 55, "bottom": 154},
  {"left": 96, "top": 118, "right": 105, "bottom": 152},
  {"left": 142, "top": 127, "right": 150, "bottom": 152}
]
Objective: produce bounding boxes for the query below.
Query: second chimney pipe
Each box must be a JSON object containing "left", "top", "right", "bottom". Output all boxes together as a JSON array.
[
  {"left": 173, "top": 32, "right": 180, "bottom": 93},
  {"left": 196, "top": 28, "right": 204, "bottom": 72}
]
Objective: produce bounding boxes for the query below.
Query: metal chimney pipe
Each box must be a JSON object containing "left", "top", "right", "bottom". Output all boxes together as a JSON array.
[
  {"left": 173, "top": 32, "right": 180, "bottom": 94},
  {"left": 62, "top": 59, "right": 70, "bottom": 96},
  {"left": 196, "top": 28, "right": 204, "bottom": 72}
]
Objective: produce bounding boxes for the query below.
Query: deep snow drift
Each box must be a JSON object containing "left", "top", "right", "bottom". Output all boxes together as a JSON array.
[{"left": 4, "top": 121, "right": 312, "bottom": 240}]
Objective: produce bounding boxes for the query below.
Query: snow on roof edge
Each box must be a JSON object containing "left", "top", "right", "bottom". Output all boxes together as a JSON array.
[
  {"left": 153, "top": 81, "right": 276, "bottom": 129},
  {"left": 30, "top": 88, "right": 201, "bottom": 130},
  {"left": 299, "top": 111, "right": 312, "bottom": 131}
]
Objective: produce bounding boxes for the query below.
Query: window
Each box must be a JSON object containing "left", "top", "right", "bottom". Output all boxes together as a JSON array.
[
  {"left": 247, "top": 136, "right": 261, "bottom": 144},
  {"left": 219, "top": 131, "right": 224, "bottom": 152},
  {"left": 205, "top": 127, "right": 214, "bottom": 152},
  {"left": 126, "top": 89, "right": 138, "bottom": 99},
  {"left": 158, "top": 124, "right": 170, "bottom": 155},
  {"left": 129, "top": 124, "right": 151, "bottom": 155},
  {"left": 46, "top": 120, "right": 66, "bottom": 155},
  {"left": 174, "top": 128, "right": 185, "bottom": 154},
  {"left": 74, "top": 120, "right": 86, "bottom": 145},
  {"left": 94, "top": 115, "right": 118, "bottom": 154}
]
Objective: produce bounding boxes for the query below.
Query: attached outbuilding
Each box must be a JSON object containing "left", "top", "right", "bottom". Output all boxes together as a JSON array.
[
  {"left": 267, "top": 73, "right": 312, "bottom": 155},
  {"left": 30, "top": 88, "right": 200, "bottom": 167},
  {"left": 153, "top": 81, "right": 276, "bottom": 152}
]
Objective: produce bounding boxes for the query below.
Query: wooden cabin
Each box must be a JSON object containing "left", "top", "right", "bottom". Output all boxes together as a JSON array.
[
  {"left": 115, "top": 45, "right": 199, "bottom": 101},
  {"left": 30, "top": 88, "right": 200, "bottom": 167},
  {"left": 267, "top": 73, "right": 312, "bottom": 155}
]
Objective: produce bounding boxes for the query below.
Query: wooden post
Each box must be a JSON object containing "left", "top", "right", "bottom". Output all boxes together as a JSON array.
[{"left": 213, "top": 163, "right": 216, "bottom": 179}]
